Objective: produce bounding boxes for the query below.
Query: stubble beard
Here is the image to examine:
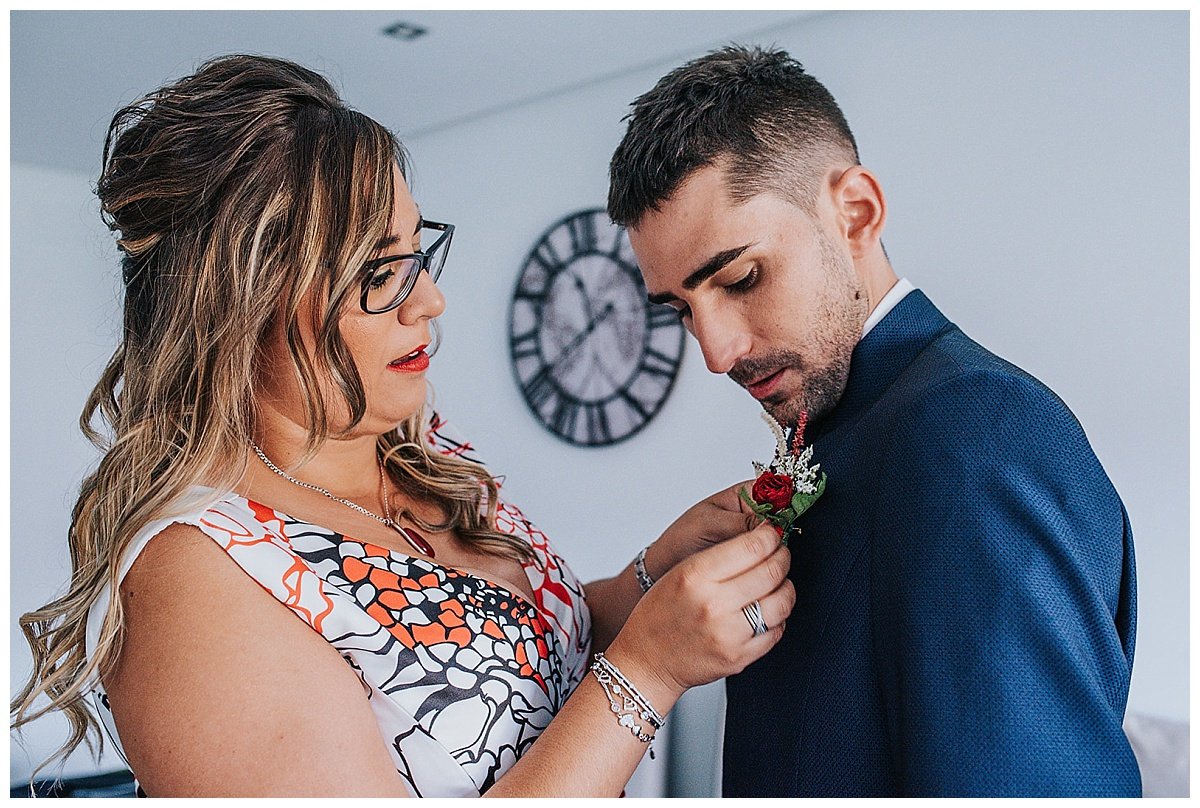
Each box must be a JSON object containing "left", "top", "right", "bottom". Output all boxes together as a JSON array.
[
  {"left": 736, "top": 239, "right": 867, "bottom": 430},
  {"left": 764, "top": 348, "right": 853, "bottom": 426}
]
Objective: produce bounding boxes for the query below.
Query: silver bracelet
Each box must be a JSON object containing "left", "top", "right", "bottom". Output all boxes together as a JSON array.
[
  {"left": 589, "top": 653, "right": 664, "bottom": 758},
  {"left": 633, "top": 545, "right": 656, "bottom": 593}
]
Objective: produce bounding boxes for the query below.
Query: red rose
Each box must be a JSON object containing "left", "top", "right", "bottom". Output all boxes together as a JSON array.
[{"left": 752, "top": 472, "right": 794, "bottom": 511}]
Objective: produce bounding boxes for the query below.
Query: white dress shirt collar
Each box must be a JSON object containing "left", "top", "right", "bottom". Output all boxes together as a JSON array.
[{"left": 861, "top": 277, "right": 916, "bottom": 338}]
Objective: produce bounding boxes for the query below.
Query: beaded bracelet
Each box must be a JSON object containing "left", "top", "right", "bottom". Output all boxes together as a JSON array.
[
  {"left": 633, "top": 546, "right": 655, "bottom": 593},
  {"left": 590, "top": 652, "right": 665, "bottom": 758}
]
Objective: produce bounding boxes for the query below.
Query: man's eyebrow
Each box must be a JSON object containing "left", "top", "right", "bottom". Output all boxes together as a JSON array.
[
  {"left": 373, "top": 215, "right": 424, "bottom": 251},
  {"left": 646, "top": 244, "right": 753, "bottom": 305}
]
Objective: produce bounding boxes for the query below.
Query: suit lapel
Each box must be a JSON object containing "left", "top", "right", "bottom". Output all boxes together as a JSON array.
[{"left": 807, "top": 290, "right": 955, "bottom": 444}]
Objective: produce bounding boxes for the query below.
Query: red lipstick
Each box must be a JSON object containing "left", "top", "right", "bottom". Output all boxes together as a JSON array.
[{"left": 388, "top": 344, "right": 429, "bottom": 373}]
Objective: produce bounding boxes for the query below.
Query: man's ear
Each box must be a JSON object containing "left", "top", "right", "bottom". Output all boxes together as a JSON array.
[{"left": 831, "top": 166, "right": 886, "bottom": 259}]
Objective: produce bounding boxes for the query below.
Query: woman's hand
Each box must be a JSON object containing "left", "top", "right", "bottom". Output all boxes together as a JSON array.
[
  {"left": 603, "top": 522, "right": 795, "bottom": 707},
  {"left": 582, "top": 480, "right": 767, "bottom": 655},
  {"left": 487, "top": 523, "right": 793, "bottom": 798},
  {"left": 644, "top": 480, "right": 762, "bottom": 580}
]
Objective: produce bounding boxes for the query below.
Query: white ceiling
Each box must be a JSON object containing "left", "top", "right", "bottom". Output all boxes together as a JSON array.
[{"left": 11, "top": 10, "right": 822, "bottom": 176}]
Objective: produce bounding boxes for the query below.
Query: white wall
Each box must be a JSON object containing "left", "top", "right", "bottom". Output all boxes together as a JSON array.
[
  {"left": 10, "top": 163, "right": 129, "bottom": 781},
  {"left": 10, "top": 9, "right": 1187, "bottom": 794}
]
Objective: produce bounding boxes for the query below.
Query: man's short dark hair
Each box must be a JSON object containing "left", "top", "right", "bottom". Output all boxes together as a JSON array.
[{"left": 607, "top": 45, "right": 859, "bottom": 229}]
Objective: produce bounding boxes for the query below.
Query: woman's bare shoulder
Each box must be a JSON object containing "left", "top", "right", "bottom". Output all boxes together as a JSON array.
[{"left": 108, "top": 521, "right": 408, "bottom": 796}]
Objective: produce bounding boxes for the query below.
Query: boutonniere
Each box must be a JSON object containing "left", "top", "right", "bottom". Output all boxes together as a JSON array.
[{"left": 739, "top": 410, "right": 827, "bottom": 545}]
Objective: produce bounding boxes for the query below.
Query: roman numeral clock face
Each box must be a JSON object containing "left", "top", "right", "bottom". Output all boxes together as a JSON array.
[{"left": 508, "top": 209, "right": 685, "bottom": 446}]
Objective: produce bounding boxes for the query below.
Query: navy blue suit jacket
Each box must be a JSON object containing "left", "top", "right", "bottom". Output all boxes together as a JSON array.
[{"left": 722, "top": 291, "right": 1140, "bottom": 796}]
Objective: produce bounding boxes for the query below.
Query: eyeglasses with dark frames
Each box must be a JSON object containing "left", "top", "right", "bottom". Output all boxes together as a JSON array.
[{"left": 359, "top": 220, "right": 454, "bottom": 314}]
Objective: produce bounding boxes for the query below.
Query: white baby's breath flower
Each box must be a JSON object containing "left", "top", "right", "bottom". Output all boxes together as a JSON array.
[{"left": 761, "top": 411, "right": 821, "bottom": 487}]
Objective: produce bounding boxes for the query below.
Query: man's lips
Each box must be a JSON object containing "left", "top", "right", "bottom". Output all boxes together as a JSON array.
[{"left": 745, "top": 368, "right": 786, "bottom": 400}]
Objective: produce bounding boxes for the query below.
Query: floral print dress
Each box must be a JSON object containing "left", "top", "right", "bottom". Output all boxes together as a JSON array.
[{"left": 85, "top": 414, "right": 592, "bottom": 796}]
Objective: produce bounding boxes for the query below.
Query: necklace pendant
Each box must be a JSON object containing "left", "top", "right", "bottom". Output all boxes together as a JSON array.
[{"left": 392, "top": 524, "right": 436, "bottom": 558}]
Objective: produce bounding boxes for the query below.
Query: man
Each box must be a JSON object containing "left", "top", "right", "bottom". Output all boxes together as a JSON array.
[{"left": 607, "top": 45, "right": 1140, "bottom": 797}]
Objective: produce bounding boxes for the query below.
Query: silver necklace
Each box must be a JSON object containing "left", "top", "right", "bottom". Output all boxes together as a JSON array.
[{"left": 250, "top": 442, "right": 435, "bottom": 558}]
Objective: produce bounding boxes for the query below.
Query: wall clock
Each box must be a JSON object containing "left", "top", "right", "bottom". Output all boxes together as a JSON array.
[{"left": 508, "top": 208, "right": 685, "bottom": 447}]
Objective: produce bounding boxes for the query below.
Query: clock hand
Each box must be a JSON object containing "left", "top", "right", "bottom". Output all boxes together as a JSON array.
[
  {"left": 523, "top": 303, "right": 618, "bottom": 407},
  {"left": 548, "top": 301, "right": 615, "bottom": 370},
  {"left": 571, "top": 273, "right": 595, "bottom": 322}
]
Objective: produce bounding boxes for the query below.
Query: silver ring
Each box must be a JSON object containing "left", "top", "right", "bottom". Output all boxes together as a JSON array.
[{"left": 742, "top": 600, "right": 769, "bottom": 637}]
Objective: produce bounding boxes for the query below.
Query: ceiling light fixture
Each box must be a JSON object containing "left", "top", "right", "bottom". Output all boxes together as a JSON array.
[{"left": 382, "top": 22, "right": 427, "bottom": 41}]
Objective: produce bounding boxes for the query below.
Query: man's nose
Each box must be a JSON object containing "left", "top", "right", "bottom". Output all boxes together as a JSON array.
[{"left": 691, "top": 309, "right": 751, "bottom": 375}]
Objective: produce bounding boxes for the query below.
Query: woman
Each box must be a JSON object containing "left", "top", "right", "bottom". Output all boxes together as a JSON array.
[{"left": 11, "top": 55, "right": 794, "bottom": 797}]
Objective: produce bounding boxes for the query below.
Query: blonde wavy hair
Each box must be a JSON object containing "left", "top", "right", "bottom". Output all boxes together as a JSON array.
[{"left": 11, "top": 54, "right": 531, "bottom": 776}]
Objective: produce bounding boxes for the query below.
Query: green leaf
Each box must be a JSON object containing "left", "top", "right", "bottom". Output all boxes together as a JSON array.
[
  {"left": 790, "top": 473, "right": 827, "bottom": 517},
  {"left": 739, "top": 487, "right": 774, "bottom": 517},
  {"left": 738, "top": 487, "right": 756, "bottom": 510}
]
